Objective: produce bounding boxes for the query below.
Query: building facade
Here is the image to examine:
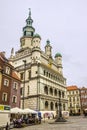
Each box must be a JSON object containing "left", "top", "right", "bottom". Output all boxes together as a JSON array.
[
  {"left": 80, "top": 87, "right": 87, "bottom": 111},
  {"left": 9, "top": 9, "right": 68, "bottom": 112},
  {"left": 67, "top": 85, "right": 81, "bottom": 115},
  {"left": 0, "top": 52, "right": 21, "bottom": 108}
]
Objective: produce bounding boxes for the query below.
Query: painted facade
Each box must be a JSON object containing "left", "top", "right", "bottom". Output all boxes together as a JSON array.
[
  {"left": 9, "top": 9, "right": 68, "bottom": 112},
  {"left": 80, "top": 87, "right": 87, "bottom": 111},
  {"left": 0, "top": 52, "right": 21, "bottom": 108},
  {"left": 67, "top": 85, "right": 81, "bottom": 115}
]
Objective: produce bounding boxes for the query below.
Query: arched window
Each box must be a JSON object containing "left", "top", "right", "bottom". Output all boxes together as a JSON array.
[
  {"left": 44, "top": 70, "right": 46, "bottom": 75},
  {"left": 58, "top": 90, "right": 61, "bottom": 98},
  {"left": 45, "top": 101, "right": 48, "bottom": 110},
  {"left": 62, "top": 92, "right": 64, "bottom": 98},
  {"left": 54, "top": 89, "right": 57, "bottom": 96},
  {"left": 49, "top": 88, "right": 53, "bottom": 95},
  {"left": 44, "top": 86, "right": 48, "bottom": 95},
  {"left": 24, "top": 31, "right": 26, "bottom": 36},
  {"left": 50, "top": 102, "right": 54, "bottom": 110},
  {"left": 63, "top": 104, "right": 65, "bottom": 111},
  {"left": 55, "top": 102, "right": 58, "bottom": 109}
]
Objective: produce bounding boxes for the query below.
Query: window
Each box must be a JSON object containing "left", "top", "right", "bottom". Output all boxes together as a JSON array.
[
  {"left": 2, "top": 93, "right": 7, "bottom": 101},
  {"left": 69, "top": 97, "right": 71, "bottom": 102},
  {"left": 28, "top": 70, "right": 31, "bottom": 79},
  {"left": 73, "top": 91, "right": 74, "bottom": 94},
  {"left": 50, "top": 102, "right": 54, "bottom": 110},
  {"left": 76, "top": 91, "right": 78, "bottom": 94},
  {"left": 12, "top": 96, "right": 17, "bottom": 103},
  {"left": 20, "top": 88, "right": 23, "bottom": 95},
  {"left": 44, "top": 70, "right": 46, "bottom": 75},
  {"left": 73, "top": 97, "right": 75, "bottom": 102},
  {"left": 49, "top": 88, "right": 53, "bottom": 95},
  {"left": 4, "top": 79, "right": 9, "bottom": 86},
  {"left": 62, "top": 92, "right": 64, "bottom": 98},
  {"left": 24, "top": 31, "right": 26, "bottom": 36},
  {"left": 13, "top": 82, "right": 18, "bottom": 90},
  {"left": 54, "top": 89, "right": 57, "bottom": 96},
  {"left": 70, "top": 103, "right": 72, "bottom": 107},
  {"left": 55, "top": 102, "right": 58, "bottom": 109},
  {"left": 20, "top": 72, "right": 24, "bottom": 80},
  {"left": 27, "top": 86, "right": 29, "bottom": 94},
  {"left": 44, "top": 86, "right": 48, "bottom": 95},
  {"left": 45, "top": 101, "right": 48, "bottom": 109},
  {"left": 6, "top": 67, "right": 10, "bottom": 74}
]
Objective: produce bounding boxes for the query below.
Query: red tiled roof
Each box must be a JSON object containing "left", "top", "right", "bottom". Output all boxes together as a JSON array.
[
  {"left": 67, "top": 85, "right": 78, "bottom": 91},
  {"left": 12, "top": 71, "right": 20, "bottom": 81},
  {"left": 80, "top": 87, "right": 87, "bottom": 90}
]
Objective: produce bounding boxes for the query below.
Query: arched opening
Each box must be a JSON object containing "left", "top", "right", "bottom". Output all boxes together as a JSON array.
[
  {"left": 62, "top": 92, "right": 64, "bottom": 98},
  {"left": 44, "top": 86, "right": 48, "bottom": 95},
  {"left": 54, "top": 89, "right": 57, "bottom": 96},
  {"left": 58, "top": 90, "right": 61, "bottom": 98},
  {"left": 50, "top": 102, "right": 54, "bottom": 110},
  {"left": 49, "top": 87, "right": 53, "bottom": 95},
  {"left": 55, "top": 102, "right": 58, "bottom": 110},
  {"left": 45, "top": 101, "right": 48, "bottom": 110},
  {"left": 63, "top": 104, "right": 65, "bottom": 111}
]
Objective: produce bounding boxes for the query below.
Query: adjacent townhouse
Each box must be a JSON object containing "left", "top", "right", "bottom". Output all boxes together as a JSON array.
[
  {"left": 0, "top": 52, "right": 21, "bottom": 108},
  {"left": 67, "top": 85, "right": 81, "bottom": 115},
  {"left": 80, "top": 87, "right": 87, "bottom": 112}
]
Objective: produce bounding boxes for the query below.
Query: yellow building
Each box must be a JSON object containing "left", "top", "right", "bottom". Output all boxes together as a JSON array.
[{"left": 67, "top": 85, "right": 81, "bottom": 115}]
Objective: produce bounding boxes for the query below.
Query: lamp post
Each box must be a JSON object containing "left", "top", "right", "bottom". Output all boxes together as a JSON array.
[
  {"left": 36, "top": 60, "right": 41, "bottom": 111},
  {"left": 55, "top": 90, "right": 67, "bottom": 122},
  {"left": 22, "top": 60, "right": 26, "bottom": 109}
]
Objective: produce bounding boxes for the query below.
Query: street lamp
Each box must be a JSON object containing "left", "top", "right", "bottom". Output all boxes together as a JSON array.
[
  {"left": 36, "top": 59, "right": 41, "bottom": 111},
  {"left": 22, "top": 60, "right": 26, "bottom": 109},
  {"left": 55, "top": 90, "right": 67, "bottom": 122}
]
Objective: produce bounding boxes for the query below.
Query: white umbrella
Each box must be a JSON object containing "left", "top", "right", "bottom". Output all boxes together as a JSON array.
[
  {"left": 84, "top": 108, "right": 87, "bottom": 111},
  {"left": 11, "top": 107, "right": 24, "bottom": 114},
  {"left": 23, "top": 108, "right": 37, "bottom": 114}
]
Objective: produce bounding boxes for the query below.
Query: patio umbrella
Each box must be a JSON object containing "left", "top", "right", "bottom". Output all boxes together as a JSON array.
[
  {"left": 23, "top": 108, "right": 37, "bottom": 114},
  {"left": 11, "top": 107, "right": 24, "bottom": 114}
]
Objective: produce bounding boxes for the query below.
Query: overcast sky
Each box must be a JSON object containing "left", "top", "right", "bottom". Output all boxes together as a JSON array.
[{"left": 0, "top": 0, "right": 87, "bottom": 87}]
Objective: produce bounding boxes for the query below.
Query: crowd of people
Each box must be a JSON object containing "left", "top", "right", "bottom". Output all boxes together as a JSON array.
[{"left": 11, "top": 114, "right": 41, "bottom": 128}]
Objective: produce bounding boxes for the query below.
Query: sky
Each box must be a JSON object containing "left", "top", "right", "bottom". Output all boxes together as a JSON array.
[{"left": 0, "top": 0, "right": 87, "bottom": 87}]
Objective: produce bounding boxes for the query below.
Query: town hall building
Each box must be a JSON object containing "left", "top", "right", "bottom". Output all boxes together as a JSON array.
[{"left": 9, "top": 9, "right": 68, "bottom": 112}]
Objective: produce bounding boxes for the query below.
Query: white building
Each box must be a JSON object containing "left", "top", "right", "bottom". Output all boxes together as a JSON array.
[{"left": 9, "top": 9, "right": 68, "bottom": 112}]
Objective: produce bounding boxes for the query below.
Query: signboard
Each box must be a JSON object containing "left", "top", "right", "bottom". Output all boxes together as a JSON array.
[
  {"left": 0, "top": 105, "right": 10, "bottom": 111},
  {"left": 0, "top": 105, "right": 4, "bottom": 111}
]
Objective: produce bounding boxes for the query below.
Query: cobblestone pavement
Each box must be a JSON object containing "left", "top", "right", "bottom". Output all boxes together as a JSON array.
[{"left": 13, "top": 116, "right": 87, "bottom": 130}]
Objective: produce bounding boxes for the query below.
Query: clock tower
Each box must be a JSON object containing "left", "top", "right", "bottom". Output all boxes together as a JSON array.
[{"left": 20, "top": 8, "right": 35, "bottom": 49}]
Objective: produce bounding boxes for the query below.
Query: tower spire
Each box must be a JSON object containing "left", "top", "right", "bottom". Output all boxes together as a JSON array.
[
  {"left": 29, "top": 8, "right": 31, "bottom": 18},
  {"left": 22, "top": 9, "right": 35, "bottom": 37},
  {"left": 26, "top": 8, "right": 33, "bottom": 26}
]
